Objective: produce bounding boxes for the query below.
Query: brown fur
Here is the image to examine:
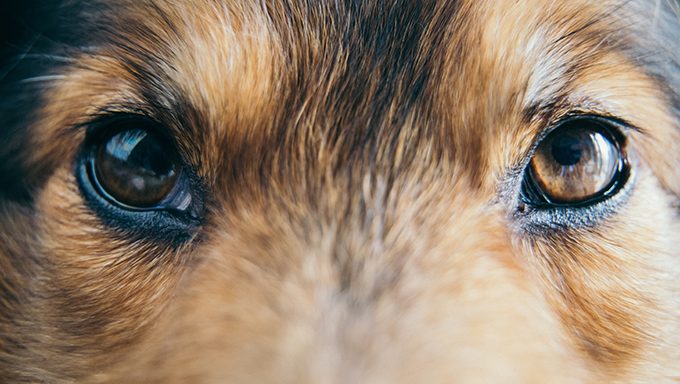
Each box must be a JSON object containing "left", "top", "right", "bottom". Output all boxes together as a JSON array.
[{"left": 1, "top": 0, "right": 679, "bottom": 382}]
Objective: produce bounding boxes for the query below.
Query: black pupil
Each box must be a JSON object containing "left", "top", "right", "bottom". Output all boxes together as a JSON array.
[
  {"left": 550, "top": 133, "right": 582, "bottom": 166},
  {"left": 94, "top": 127, "right": 178, "bottom": 208},
  {"left": 107, "top": 130, "right": 173, "bottom": 176}
]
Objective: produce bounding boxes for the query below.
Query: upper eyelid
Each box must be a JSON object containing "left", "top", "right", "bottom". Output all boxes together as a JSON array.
[
  {"left": 520, "top": 112, "right": 638, "bottom": 166},
  {"left": 522, "top": 93, "right": 646, "bottom": 135},
  {"left": 77, "top": 107, "right": 641, "bottom": 165},
  {"left": 68, "top": 107, "right": 155, "bottom": 134}
]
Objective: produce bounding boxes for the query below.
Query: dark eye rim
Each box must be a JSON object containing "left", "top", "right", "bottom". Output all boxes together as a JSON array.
[
  {"left": 520, "top": 114, "right": 631, "bottom": 209},
  {"left": 75, "top": 113, "right": 204, "bottom": 243},
  {"left": 84, "top": 116, "right": 188, "bottom": 213}
]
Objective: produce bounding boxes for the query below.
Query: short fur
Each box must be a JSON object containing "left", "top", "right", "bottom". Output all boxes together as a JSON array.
[{"left": 1, "top": 0, "right": 679, "bottom": 382}]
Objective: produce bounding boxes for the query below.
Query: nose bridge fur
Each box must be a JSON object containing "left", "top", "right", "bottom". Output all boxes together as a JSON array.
[
  {"left": 208, "top": 164, "right": 499, "bottom": 306},
  {"left": 168, "top": 183, "right": 579, "bottom": 383}
]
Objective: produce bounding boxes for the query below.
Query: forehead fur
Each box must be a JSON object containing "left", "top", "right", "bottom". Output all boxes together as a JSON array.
[{"left": 3, "top": 0, "right": 680, "bottom": 197}]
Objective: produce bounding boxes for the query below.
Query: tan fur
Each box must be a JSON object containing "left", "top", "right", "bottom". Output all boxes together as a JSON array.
[{"left": 1, "top": 0, "right": 679, "bottom": 382}]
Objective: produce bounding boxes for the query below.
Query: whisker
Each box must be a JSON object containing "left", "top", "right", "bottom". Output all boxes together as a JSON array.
[
  {"left": 13, "top": 53, "right": 76, "bottom": 63},
  {"left": 0, "top": 33, "right": 43, "bottom": 82},
  {"left": 18, "top": 74, "right": 67, "bottom": 84}
]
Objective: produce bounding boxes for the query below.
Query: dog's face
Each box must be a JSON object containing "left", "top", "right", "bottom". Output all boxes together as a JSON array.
[{"left": 1, "top": 0, "right": 679, "bottom": 382}]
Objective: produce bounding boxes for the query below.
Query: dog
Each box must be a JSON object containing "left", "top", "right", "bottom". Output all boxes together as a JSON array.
[{"left": 1, "top": 0, "right": 679, "bottom": 382}]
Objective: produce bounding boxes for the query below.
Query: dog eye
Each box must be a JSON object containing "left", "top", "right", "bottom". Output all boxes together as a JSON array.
[
  {"left": 85, "top": 117, "right": 190, "bottom": 211},
  {"left": 76, "top": 115, "right": 202, "bottom": 242},
  {"left": 522, "top": 117, "right": 628, "bottom": 206},
  {"left": 93, "top": 127, "right": 178, "bottom": 207}
]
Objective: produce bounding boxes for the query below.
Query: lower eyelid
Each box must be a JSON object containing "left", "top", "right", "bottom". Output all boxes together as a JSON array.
[{"left": 519, "top": 116, "right": 629, "bottom": 206}]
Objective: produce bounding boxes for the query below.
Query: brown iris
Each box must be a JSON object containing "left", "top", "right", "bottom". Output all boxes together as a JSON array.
[
  {"left": 528, "top": 119, "right": 625, "bottom": 204},
  {"left": 93, "top": 127, "right": 179, "bottom": 208}
]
